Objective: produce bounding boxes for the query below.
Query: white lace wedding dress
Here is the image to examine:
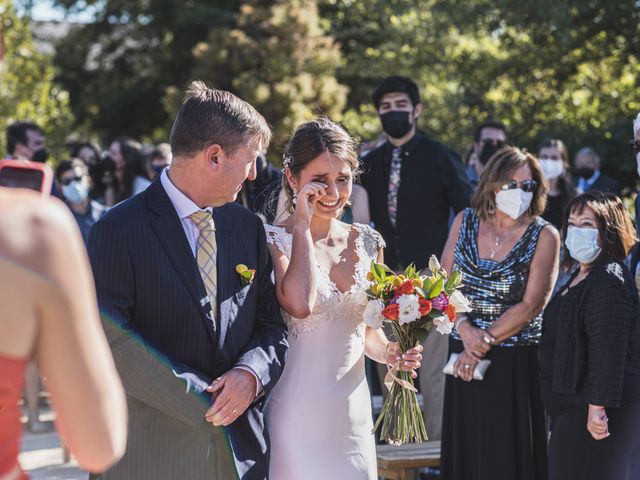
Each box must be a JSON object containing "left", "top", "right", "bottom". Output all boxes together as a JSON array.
[{"left": 264, "top": 223, "right": 385, "bottom": 480}]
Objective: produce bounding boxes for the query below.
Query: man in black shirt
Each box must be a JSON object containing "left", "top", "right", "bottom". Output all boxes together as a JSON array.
[
  {"left": 360, "top": 76, "right": 472, "bottom": 269},
  {"left": 360, "top": 76, "right": 472, "bottom": 441}
]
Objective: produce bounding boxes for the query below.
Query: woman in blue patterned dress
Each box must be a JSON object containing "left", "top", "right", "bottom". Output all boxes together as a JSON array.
[{"left": 439, "top": 146, "right": 560, "bottom": 480}]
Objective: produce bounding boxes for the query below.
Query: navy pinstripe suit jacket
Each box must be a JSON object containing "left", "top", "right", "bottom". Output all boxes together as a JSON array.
[{"left": 88, "top": 179, "right": 288, "bottom": 479}]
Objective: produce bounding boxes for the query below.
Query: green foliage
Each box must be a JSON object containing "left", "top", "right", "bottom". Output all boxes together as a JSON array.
[
  {"left": 49, "top": 0, "right": 640, "bottom": 185},
  {"left": 320, "top": 0, "right": 640, "bottom": 186},
  {"left": 0, "top": 0, "right": 73, "bottom": 160},
  {"left": 173, "top": 0, "right": 347, "bottom": 160}
]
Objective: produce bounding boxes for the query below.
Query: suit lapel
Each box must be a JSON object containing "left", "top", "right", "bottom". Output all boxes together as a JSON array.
[
  {"left": 213, "top": 207, "right": 235, "bottom": 348},
  {"left": 145, "top": 180, "right": 217, "bottom": 344}
]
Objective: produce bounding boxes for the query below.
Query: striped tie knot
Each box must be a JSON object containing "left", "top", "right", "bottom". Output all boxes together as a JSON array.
[{"left": 189, "top": 210, "right": 215, "bottom": 232}]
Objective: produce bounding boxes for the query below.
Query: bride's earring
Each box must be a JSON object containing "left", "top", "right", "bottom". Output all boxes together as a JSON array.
[{"left": 292, "top": 192, "right": 297, "bottom": 205}]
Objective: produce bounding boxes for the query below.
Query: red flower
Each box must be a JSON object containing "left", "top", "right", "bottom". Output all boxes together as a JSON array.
[
  {"left": 419, "top": 298, "right": 432, "bottom": 316},
  {"left": 382, "top": 303, "right": 400, "bottom": 321},
  {"left": 395, "top": 280, "right": 414, "bottom": 296},
  {"left": 444, "top": 305, "right": 456, "bottom": 322}
]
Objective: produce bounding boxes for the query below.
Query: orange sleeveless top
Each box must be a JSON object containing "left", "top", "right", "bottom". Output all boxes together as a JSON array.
[{"left": 0, "top": 356, "right": 27, "bottom": 478}]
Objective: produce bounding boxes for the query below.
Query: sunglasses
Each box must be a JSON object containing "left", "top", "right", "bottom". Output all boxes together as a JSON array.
[
  {"left": 629, "top": 140, "right": 640, "bottom": 154},
  {"left": 499, "top": 179, "right": 538, "bottom": 193},
  {"left": 61, "top": 176, "right": 83, "bottom": 186}
]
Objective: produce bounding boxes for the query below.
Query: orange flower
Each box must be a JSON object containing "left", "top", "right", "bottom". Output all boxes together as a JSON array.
[
  {"left": 419, "top": 298, "right": 432, "bottom": 316},
  {"left": 395, "top": 280, "right": 414, "bottom": 296},
  {"left": 382, "top": 303, "right": 400, "bottom": 321},
  {"left": 444, "top": 305, "right": 456, "bottom": 321}
]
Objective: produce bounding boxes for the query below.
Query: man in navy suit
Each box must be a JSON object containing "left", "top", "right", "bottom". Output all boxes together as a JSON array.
[{"left": 88, "top": 81, "right": 288, "bottom": 479}]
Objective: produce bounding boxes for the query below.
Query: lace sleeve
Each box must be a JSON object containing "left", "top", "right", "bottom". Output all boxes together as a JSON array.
[
  {"left": 353, "top": 223, "right": 385, "bottom": 261},
  {"left": 264, "top": 224, "right": 292, "bottom": 258}
]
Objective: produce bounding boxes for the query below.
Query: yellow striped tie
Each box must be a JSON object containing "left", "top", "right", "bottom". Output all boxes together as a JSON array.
[{"left": 189, "top": 210, "right": 217, "bottom": 310}]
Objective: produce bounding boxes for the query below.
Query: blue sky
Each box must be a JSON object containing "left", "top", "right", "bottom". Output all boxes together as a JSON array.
[{"left": 18, "top": 0, "right": 97, "bottom": 22}]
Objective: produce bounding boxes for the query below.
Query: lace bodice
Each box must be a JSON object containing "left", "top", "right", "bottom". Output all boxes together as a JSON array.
[{"left": 265, "top": 223, "right": 385, "bottom": 336}]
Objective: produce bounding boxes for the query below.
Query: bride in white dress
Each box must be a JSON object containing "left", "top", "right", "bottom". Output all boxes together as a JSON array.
[{"left": 265, "top": 118, "right": 423, "bottom": 479}]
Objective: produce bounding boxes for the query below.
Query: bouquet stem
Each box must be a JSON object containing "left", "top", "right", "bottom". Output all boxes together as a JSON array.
[{"left": 373, "top": 323, "right": 428, "bottom": 445}]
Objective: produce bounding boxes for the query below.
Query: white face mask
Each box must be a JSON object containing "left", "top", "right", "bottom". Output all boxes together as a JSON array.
[
  {"left": 565, "top": 226, "right": 601, "bottom": 264},
  {"left": 62, "top": 181, "right": 89, "bottom": 205},
  {"left": 540, "top": 159, "right": 564, "bottom": 180},
  {"left": 495, "top": 188, "right": 533, "bottom": 220},
  {"left": 636, "top": 152, "right": 640, "bottom": 178}
]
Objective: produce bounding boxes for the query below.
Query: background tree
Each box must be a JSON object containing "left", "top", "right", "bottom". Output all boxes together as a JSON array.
[
  {"left": 50, "top": 0, "right": 640, "bottom": 185},
  {"left": 168, "top": 0, "right": 347, "bottom": 158},
  {"left": 0, "top": 0, "right": 73, "bottom": 158}
]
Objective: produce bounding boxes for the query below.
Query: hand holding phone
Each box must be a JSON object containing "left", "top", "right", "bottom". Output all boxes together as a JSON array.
[{"left": 0, "top": 160, "right": 53, "bottom": 195}]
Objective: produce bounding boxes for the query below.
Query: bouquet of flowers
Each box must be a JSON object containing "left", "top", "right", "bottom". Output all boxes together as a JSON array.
[{"left": 364, "top": 255, "right": 471, "bottom": 445}]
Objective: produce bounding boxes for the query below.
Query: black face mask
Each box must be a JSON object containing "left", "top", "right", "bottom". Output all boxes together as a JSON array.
[
  {"left": 479, "top": 140, "right": 506, "bottom": 165},
  {"left": 32, "top": 148, "right": 48, "bottom": 163},
  {"left": 380, "top": 111, "right": 414, "bottom": 139},
  {"left": 152, "top": 164, "right": 167, "bottom": 175},
  {"left": 576, "top": 167, "right": 595, "bottom": 179}
]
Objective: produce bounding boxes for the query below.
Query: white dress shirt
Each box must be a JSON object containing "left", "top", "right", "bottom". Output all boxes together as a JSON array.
[{"left": 160, "top": 168, "right": 262, "bottom": 395}]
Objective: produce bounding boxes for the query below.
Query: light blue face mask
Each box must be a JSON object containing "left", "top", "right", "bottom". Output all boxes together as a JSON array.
[
  {"left": 565, "top": 226, "right": 602, "bottom": 263},
  {"left": 62, "top": 181, "right": 89, "bottom": 205}
]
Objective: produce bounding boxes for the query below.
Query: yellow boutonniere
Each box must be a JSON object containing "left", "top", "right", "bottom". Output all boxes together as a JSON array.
[{"left": 235, "top": 264, "right": 256, "bottom": 285}]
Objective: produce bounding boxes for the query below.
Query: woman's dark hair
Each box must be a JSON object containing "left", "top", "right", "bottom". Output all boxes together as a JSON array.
[
  {"left": 538, "top": 138, "right": 578, "bottom": 200},
  {"left": 113, "top": 136, "right": 147, "bottom": 201},
  {"left": 70, "top": 142, "right": 101, "bottom": 167},
  {"left": 561, "top": 191, "right": 637, "bottom": 269},
  {"left": 471, "top": 146, "right": 548, "bottom": 220},
  {"left": 282, "top": 117, "right": 360, "bottom": 214}
]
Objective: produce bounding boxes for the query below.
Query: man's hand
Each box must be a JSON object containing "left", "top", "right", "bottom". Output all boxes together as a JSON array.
[{"left": 204, "top": 369, "right": 257, "bottom": 426}]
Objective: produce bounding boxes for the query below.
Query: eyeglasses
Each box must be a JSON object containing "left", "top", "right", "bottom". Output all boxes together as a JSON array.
[
  {"left": 61, "top": 176, "right": 82, "bottom": 186},
  {"left": 499, "top": 179, "right": 538, "bottom": 193},
  {"left": 629, "top": 140, "right": 640, "bottom": 154}
]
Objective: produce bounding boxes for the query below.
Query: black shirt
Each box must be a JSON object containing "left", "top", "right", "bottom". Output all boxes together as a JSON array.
[
  {"left": 542, "top": 192, "right": 570, "bottom": 230},
  {"left": 360, "top": 132, "right": 472, "bottom": 269}
]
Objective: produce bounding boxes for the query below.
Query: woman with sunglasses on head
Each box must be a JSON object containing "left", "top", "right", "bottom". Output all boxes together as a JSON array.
[
  {"left": 539, "top": 192, "right": 640, "bottom": 480},
  {"left": 439, "top": 146, "right": 560, "bottom": 480}
]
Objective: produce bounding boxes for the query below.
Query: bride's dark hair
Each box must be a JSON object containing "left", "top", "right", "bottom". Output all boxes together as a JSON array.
[{"left": 281, "top": 117, "right": 361, "bottom": 214}]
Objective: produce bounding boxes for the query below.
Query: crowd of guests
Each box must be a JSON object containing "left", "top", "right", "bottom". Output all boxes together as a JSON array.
[{"left": 2, "top": 74, "right": 640, "bottom": 479}]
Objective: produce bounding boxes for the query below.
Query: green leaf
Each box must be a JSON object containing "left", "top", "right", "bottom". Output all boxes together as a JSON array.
[
  {"left": 428, "top": 277, "right": 443, "bottom": 298},
  {"left": 413, "top": 327, "right": 430, "bottom": 344},
  {"left": 421, "top": 277, "right": 434, "bottom": 297},
  {"left": 372, "top": 262, "right": 386, "bottom": 282}
]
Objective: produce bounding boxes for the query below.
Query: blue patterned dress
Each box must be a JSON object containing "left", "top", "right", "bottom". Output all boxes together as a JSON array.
[{"left": 441, "top": 208, "right": 549, "bottom": 480}]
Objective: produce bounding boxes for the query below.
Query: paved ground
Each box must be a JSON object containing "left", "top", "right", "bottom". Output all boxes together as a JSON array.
[{"left": 19, "top": 408, "right": 87, "bottom": 479}]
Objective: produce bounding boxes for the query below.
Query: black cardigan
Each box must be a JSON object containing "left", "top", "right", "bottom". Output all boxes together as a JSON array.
[{"left": 548, "top": 260, "right": 640, "bottom": 408}]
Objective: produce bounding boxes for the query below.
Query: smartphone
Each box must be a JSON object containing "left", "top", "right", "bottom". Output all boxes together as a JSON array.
[{"left": 0, "top": 160, "right": 53, "bottom": 195}]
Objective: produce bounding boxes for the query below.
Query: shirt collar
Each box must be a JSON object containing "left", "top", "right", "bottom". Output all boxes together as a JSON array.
[
  {"left": 585, "top": 169, "right": 601, "bottom": 186},
  {"left": 160, "top": 168, "right": 212, "bottom": 219},
  {"left": 384, "top": 131, "right": 423, "bottom": 156}
]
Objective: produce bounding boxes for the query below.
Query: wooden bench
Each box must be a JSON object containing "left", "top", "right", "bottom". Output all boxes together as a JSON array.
[{"left": 376, "top": 440, "right": 441, "bottom": 480}]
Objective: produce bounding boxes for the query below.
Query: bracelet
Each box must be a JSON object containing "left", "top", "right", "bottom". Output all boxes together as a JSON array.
[{"left": 454, "top": 315, "right": 468, "bottom": 331}]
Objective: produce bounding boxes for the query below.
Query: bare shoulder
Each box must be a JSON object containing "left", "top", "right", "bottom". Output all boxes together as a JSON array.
[
  {"left": 538, "top": 222, "right": 561, "bottom": 245},
  {"left": 0, "top": 190, "right": 82, "bottom": 277}
]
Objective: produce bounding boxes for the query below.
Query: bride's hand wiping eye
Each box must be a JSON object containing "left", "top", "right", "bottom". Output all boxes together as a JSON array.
[{"left": 294, "top": 182, "right": 327, "bottom": 226}]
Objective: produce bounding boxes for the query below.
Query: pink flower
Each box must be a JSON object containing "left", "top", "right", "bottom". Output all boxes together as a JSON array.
[{"left": 432, "top": 293, "right": 449, "bottom": 311}]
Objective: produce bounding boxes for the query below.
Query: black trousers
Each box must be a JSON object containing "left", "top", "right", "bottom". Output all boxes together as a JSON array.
[{"left": 549, "top": 403, "right": 640, "bottom": 480}]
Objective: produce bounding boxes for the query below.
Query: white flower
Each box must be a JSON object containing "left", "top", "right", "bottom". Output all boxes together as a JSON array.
[
  {"left": 428, "top": 255, "right": 441, "bottom": 274},
  {"left": 354, "top": 288, "right": 369, "bottom": 307},
  {"left": 448, "top": 290, "right": 472, "bottom": 313},
  {"left": 433, "top": 315, "right": 453, "bottom": 335},
  {"left": 397, "top": 294, "right": 421, "bottom": 325},
  {"left": 363, "top": 299, "right": 385, "bottom": 329}
]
